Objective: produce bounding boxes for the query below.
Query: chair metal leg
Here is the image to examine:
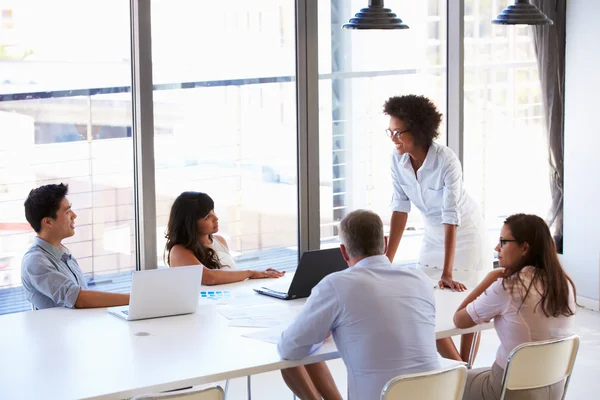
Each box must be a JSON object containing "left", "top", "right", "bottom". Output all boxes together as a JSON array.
[
  {"left": 247, "top": 375, "right": 252, "bottom": 400},
  {"left": 224, "top": 379, "right": 230, "bottom": 399},
  {"left": 467, "top": 331, "right": 480, "bottom": 369},
  {"left": 561, "top": 374, "right": 573, "bottom": 400}
]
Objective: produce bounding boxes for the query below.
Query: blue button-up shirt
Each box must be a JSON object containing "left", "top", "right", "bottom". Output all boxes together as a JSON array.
[
  {"left": 278, "top": 255, "right": 440, "bottom": 400},
  {"left": 21, "top": 237, "right": 87, "bottom": 309}
]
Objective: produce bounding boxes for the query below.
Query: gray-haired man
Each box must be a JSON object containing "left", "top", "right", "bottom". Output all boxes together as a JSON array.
[{"left": 278, "top": 209, "right": 440, "bottom": 400}]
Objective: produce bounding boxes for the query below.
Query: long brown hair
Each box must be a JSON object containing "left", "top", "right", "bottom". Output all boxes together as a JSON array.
[
  {"left": 502, "top": 214, "right": 576, "bottom": 317},
  {"left": 164, "top": 192, "right": 222, "bottom": 269}
]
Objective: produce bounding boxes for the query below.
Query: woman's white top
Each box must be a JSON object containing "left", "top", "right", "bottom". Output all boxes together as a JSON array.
[
  {"left": 390, "top": 142, "right": 477, "bottom": 225},
  {"left": 390, "top": 142, "right": 490, "bottom": 275},
  {"left": 466, "top": 267, "right": 576, "bottom": 368},
  {"left": 208, "top": 236, "right": 236, "bottom": 269}
]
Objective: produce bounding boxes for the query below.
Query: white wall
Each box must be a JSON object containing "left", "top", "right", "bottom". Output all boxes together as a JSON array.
[{"left": 563, "top": 0, "right": 600, "bottom": 302}]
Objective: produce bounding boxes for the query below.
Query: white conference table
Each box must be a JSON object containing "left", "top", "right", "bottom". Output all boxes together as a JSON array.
[{"left": 0, "top": 274, "right": 493, "bottom": 400}]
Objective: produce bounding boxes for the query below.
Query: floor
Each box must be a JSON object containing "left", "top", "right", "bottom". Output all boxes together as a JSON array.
[{"left": 218, "top": 307, "right": 600, "bottom": 399}]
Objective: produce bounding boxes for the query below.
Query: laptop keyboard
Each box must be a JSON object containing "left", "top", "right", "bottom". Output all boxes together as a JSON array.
[
  {"left": 122, "top": 310, "right": 129, "bottom": 315},
  {"left": 261, "top": 287, "right": 288, "bottom": 296}
]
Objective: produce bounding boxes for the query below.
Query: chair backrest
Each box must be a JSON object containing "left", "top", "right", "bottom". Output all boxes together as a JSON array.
[
  {"left": 381, "top": 364, "right": 467, "bottom": 400},
  {"left": 131, "top": 386, "right": 224, "bottom": 400},
  {"left": 500, "top": 335, "right": 580, "bottom": 399}
]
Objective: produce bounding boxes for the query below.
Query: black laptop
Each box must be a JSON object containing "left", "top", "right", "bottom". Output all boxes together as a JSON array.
[{"left": 253, "top": 248, "right": 348, "bottom": 300}]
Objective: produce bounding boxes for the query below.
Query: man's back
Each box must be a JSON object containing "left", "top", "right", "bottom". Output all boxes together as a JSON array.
[
  {"left": 329, "top": 256, "right": 439, "bottom": 399},
  {"left": 278, "top": 255, "right": 439, "bottom": 400}
]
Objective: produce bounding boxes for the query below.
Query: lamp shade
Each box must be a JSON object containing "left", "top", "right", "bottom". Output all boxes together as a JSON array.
[
  {"left": 342, "top": 0, "right": 409, "bottom": 30},
  {"left": 492, "top": 0, "right": 553, "bottom": 25}
]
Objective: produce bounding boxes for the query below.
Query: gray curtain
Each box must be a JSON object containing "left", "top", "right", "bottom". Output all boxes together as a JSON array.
[{"left": 531, "top": 0, "right": 566, "bottom": 252}]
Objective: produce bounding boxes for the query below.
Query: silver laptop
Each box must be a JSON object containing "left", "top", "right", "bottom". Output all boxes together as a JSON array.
[{"left": 108, "top": 266, "right": 203, "bottom": 321}]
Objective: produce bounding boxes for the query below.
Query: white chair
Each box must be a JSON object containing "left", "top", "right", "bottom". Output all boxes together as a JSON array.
[
  {"left": 499, "top": 334, "right": 580, "bottom": 400},
  {"left": 131, "top": 386, "right": 224, "bottom": 400},
  {"left": 381, "top": 364, "right": 467, "bottom": 400}
]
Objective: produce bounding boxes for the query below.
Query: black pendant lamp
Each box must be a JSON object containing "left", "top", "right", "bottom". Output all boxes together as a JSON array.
[
  {"left": 491, "top": 0, "right": 553, "bottom": 25},
  {"left": 342, "top": 0, "right": 409, "bottom": 30}
]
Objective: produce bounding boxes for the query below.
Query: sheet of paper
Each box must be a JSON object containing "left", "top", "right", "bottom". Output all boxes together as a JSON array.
[
  {"left": 228, "top": 316, "right": 293, "bottom": 328},
  {"left": 217, "top": 304, "right": 300, "bottom": 320},
  {"left": 242, "top": 326, "right": 287, "bottom": 344},
  {"left": 228, "top": 291, "right": 274, "bottom": 307}
]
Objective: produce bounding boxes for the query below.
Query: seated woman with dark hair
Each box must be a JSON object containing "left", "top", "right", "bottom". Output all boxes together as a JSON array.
[
  {"left": 165, "top": 191, "right": 284, "bottom": 285},
  {"left": 454, "top": 214, "right": 577, "bottom": 400},
  {"left": 166, "top": 191, "right": 341, "bottom": 398},
  {"left": 165, "top": 192, "right": 341, "bottom": 400}
]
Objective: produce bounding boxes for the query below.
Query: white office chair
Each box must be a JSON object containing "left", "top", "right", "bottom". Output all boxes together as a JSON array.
[
  {"left": 223, "top": 375, "right": 293, "bottom": 400},
  {"left": 131, "top": 386, "right": 224, "bottom": 400},
  {"left": 381, "top": 364, "right": 467, "bottom": 400},
  {"left": 499, "top": 334, "right": 580, "bottom": 400}
]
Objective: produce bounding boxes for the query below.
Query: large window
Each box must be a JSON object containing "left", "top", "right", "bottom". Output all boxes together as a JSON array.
[
  {"left": 318, "top": 0, "right": 447, "bottom": 262},
  {"left": 0, "top": 1, "right": 554, "bottom": 316},
  {"left": 462, "top": 0, "right": 550, "bottom": 253},
  {"left": 0, "top": 0, "right": 134, "bottom": 314},
  {"left": 150, "top": 1, "right": 299, "bottom": 269}
]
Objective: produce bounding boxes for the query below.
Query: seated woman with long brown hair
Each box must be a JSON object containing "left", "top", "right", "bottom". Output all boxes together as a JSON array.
[
  {"left": 165, "top": 191, "right": 284, "bottom": 285},
  {"left": 165, "top": 191, "right": 341, "bottom": 399},
  {"left": 454, "top": 214, "right": 576, "bottom": 400}
]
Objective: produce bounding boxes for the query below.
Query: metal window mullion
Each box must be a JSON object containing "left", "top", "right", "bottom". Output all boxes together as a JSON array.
[
  {"left": 295, "top": 0, "right": 321, "bottom": 256},
  {"left": 130, "top": 0, "right": 158, "bottom": 270},
  {"left": 447, "top": 0, "right": 465, "bottom": 164}
]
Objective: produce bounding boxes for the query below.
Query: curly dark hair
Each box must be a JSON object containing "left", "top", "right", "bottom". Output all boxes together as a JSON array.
[
  {"left": 383, "top": 95, "right": 443, "bottom": 148},
  {"left": 24, "top": 183, "right": 69, "bottom": 233}
]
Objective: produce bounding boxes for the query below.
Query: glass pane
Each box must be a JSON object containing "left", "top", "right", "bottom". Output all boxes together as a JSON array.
[
  {"left": 151, "top": 0, "right": 299, "bottom": 271},
  {"left": 0, "top": 0, "right": 134, "bottom": 315},
  {"left": 463, "top": 0, "right": 550, "bottom": 258},
  {"left": 318, "top": 0, "right": 447, "bottom": 263}
]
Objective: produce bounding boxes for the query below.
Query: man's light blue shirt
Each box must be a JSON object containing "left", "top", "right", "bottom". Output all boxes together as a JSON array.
[
  {"left": 278, "top": 255, "right": 440, "bottom": 400},
  {"left": 21, "top": 236, "right": 87, "bottom": 309}
]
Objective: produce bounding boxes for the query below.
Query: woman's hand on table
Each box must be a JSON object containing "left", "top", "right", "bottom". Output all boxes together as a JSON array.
[
  {"left": 439, "top": 273, "right": 467, "bottom": 292},
  {"left": 249, "top": 269, "right": 285, "bottom": 279}
]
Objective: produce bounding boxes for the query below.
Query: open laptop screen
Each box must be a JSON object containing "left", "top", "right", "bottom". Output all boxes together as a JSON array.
[{"left": 287, "top": 248, "right": 348, "bottom": 298}]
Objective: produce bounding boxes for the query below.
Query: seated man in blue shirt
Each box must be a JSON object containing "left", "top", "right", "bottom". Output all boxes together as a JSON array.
[
  {"left": 278, "top": 209, "right": 440, "bottom": 400},
  {"left": 21, "top": 183, "right": 130, "bottom": 309}
]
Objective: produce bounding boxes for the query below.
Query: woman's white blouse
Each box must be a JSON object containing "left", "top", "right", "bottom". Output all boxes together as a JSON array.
[
  {"left": 466, "top": 267, "right": 576, "bottom": 368},
  {"left": 390, "top": 142, "right": 476, "bottom": 226},
  {"left": 209, "top": 236, "right": 237, "bottom": 269}
]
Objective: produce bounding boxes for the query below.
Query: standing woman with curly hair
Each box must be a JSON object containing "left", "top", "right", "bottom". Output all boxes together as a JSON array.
[{"left": 383, "top": 95, "right": 492, "bottom": 362}]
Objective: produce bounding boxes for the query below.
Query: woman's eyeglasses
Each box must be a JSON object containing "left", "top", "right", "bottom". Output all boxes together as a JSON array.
[
  {"left": 385, "top": 128, "right": 410, "bottom": 139},
  {"left": 498, "top": 238, "right": 518, "bottom": 247}
]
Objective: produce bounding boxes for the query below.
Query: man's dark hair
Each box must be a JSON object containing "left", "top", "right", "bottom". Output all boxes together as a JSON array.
[
  {"left": 383, "top": 94, "right": 443, "bottom": 148},
  {"left": 24, "top": 183, "right": 69, "bottom": 233}
]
